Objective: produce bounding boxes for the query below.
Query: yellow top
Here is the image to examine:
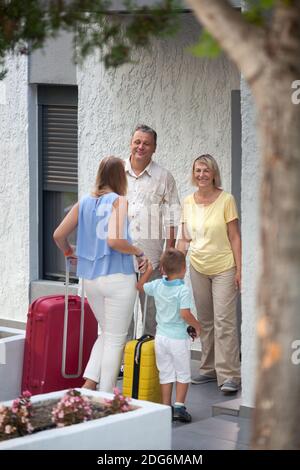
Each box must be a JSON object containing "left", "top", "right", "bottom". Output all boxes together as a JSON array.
[{"left": 182, "top": 191, "right": 238, "bottom": 275}]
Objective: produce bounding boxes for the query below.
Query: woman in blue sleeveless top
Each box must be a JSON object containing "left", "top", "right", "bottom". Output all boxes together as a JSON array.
[{"left": 53, "top": 157, "right": 146, "bottom": 392}]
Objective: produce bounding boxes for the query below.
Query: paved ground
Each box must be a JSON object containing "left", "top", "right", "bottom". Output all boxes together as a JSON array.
[
  {"left": 118, "top": 359, "right": 252, "bottom": 450},
  {"left": 171, "top": 360, "right": 251, "bottom": 450}
]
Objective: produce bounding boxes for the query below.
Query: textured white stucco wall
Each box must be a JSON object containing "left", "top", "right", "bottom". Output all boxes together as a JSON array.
[
  {"left": 29, "top": 30, "right": 76, "bottom": 85},
  {"left": 0, "top": 55, "right": 30, "bottom": 322},
  {"left": 241, "top": 79, "right": 260, "bottom": 408},
  {"left": 77, "top": 14, "right": 240, "bottom": 200}
]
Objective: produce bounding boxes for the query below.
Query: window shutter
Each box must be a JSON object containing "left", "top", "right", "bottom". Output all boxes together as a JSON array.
[{"left": 42, "top": 104, "right": 78, "bottom": 192}]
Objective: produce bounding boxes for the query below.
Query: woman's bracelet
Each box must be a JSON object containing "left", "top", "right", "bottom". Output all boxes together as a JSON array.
[
  {"left": 135, "top": 252, "right": 145, "bottom": 258},
  {"left": 64, "top": 247, "right": 74, "bottom": 257}
]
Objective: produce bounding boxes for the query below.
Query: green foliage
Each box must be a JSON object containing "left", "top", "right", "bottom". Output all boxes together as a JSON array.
[
  {"left": 183, "top": 0, "right": 278, "bottom": 61},
  {"left": 243, "top": 0, "right": 276, "bottom": 25},
  {"left": 245, "top": 0, "right": 276, "bottom": 9},
  {"left": 187, "top": 30, "right": 222, "bottom": 59},
  {"left": 0, "top": 0, "right": 180, "bottom": 79},
  {"left": 258, "top": 0, "right": 276, "bottom": 7},
  {"left": 0, "top": 0, "right": 287, "bottom": 79},
  {"left": 74, "top": 1, "right": 180, "bottom": 70},
  {"left": 126, "top": 6, "right": 179, "bottom": 45}
]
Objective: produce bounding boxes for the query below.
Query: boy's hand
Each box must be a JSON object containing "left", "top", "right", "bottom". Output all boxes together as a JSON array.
[
  {"left": 187, "top": 326, "right": 197, "bottom": 341},
  {"left": 187, "top": 323, "right": 201, "bottom": 341},
  {"left": 136, "top": 262, "right": 153, "bottom": 292},
  {"left": 136, "top": 280, "right": 143, "bottom": 292}
]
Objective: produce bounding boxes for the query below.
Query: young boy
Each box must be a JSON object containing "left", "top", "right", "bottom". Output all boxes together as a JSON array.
[{"left": 137, "top": 248, "right": 201, "bottom": 423}]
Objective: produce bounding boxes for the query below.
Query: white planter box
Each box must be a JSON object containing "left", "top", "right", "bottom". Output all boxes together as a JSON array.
[
  {"left": 0, "top": 389, "right": 171, "bottom": 450},
  {"left": 0, "top": 327, "right": 25, "bottom": 401}
]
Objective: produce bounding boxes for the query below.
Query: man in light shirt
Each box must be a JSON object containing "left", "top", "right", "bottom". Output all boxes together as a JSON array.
[{"left": 126, "top": 124, "right": 181, "bottom": 336}]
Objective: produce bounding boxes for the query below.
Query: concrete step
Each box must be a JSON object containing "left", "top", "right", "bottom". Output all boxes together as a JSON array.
[{"left": 212, "top": 397, "right": 242, "bottom": 417}]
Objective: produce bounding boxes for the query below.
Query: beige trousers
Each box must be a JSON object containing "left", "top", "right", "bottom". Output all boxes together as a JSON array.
[{"left": 190, "top": 265, "right": 241, "bottom": 386}]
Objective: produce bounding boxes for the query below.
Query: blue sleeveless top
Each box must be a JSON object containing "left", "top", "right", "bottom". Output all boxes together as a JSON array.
[{"left": 76, "top": 192, "right": 135, "bottom": 280}]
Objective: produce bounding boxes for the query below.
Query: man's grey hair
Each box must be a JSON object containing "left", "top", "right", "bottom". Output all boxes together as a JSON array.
[{"left": 132, "top": 124, "right": 157, "bottom": 146}]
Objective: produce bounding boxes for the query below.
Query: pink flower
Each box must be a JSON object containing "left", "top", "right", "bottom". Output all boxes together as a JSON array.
[
  {"left": 27, "top": 423, "right": 34, "bottom": 433},
  {"left": 51, "top": 389, "right": 93, "bottom": 428},
  {"left": 0, "top": 392, "right": 34, "bottom": 438},
  {"left": 5, "top": 424, "right": 13, "bottom": 434}
]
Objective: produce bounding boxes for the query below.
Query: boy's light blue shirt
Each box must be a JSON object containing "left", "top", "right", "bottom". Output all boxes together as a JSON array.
[{"left": 143, "top": 278, "right": 193, "bottom": 339}]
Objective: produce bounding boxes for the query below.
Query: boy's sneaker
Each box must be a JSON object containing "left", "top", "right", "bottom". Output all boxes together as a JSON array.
[{"left": 172, "top": 405, "right": 192, "bottom": 423}]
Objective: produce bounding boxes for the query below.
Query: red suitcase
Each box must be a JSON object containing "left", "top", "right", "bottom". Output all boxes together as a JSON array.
[{"left": 22, "top": 261, "right": 98, "bottom": 395}]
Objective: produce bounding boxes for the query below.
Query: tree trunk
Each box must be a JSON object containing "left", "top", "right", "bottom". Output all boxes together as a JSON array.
[
  {"left": 250, "top": 7, "right": 300, "bottom": 449},
  {"left": 251, "top": 79, "right": 300, "bottom": 450},
  {"left": 186, "top": 0, "right": 300, "bottom": 449}
]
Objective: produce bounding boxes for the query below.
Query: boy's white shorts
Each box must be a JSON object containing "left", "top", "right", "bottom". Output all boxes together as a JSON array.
[{"left": 155, "top": 334, "right": 191, "bottom": 384}]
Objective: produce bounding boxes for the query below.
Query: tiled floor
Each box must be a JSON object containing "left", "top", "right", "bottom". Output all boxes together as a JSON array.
[
  {"left": 171, "top": 361, "right": 251, "bottom": 450},
  {"left": 118, "top": 359, "right": 252, "bottom": 450}
]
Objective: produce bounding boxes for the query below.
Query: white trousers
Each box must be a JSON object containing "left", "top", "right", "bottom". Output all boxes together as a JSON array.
[
  {"left": 83, "top": 273, "right": 136, "bottom": 392},
  {"left": 155, "top": 335, "right": 191, "bottom": 384}
]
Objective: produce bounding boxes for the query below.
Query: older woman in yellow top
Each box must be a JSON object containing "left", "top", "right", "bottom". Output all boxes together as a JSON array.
[{"left": 177, "top": 154, "right": 241, "bottom": 393}]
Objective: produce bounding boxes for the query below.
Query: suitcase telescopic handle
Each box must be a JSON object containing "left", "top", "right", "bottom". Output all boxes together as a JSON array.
[
  {"left": 61, "top": 257, "right": 85, "bottom": 379},
  {"left": 142, "top": 294, "right": 148, "bottom": 336},
  {"left": 133, "top": 287, "right": 148, "bottom": 340}
]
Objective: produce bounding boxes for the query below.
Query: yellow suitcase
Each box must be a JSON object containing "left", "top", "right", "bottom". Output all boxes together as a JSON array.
[{"left": 122, "top": 334, "right": 161, "bottom": 403}]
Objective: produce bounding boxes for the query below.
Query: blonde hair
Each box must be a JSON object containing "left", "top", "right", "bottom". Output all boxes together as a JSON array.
[
  {"left": 191, "top": 154, "right": 222, "bottom": 188},
  {"left": 93, "top": 156, "right": 127, "bottom": 197}
]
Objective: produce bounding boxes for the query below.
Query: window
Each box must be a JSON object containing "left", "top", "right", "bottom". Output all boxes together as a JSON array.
[{"left": 38, "top": 86, "right": 78, "bottom": 281}]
